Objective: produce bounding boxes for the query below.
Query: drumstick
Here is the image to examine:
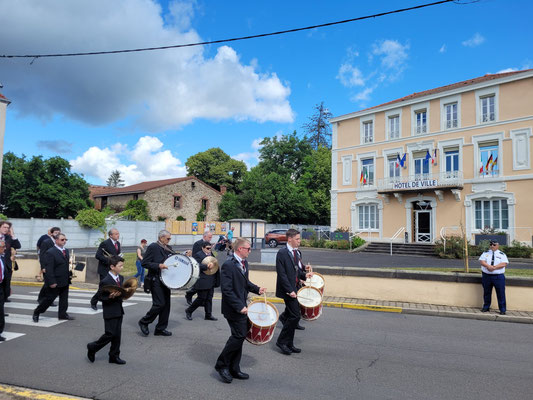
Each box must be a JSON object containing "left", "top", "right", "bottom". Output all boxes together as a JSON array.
[
  {"left": 247, "top": 310, "right": 270, "bottom": 315},
  {"left": 296, "top": 295, "right": 317, "bottom": 301}
]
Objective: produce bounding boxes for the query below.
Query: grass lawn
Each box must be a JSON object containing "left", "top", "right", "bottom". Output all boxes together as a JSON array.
[
  {"left": 121, "top": 252, "right": 139, "bottom": 278},
  {"left": 381, "top": 266, "right": 533, "bottom": 277}
]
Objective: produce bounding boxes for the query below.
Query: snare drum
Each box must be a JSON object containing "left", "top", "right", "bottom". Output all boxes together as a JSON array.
[
  {"left": 246, "top": 300, "right": 279, "bottom": 345},
  {"left": 304, "top": 272, "right": 325, "bottom": 295},
  {"left": 297, "top": 286, "right": 323, "bottom": 321},
  {"left": 160, "top": 254, "right": 200, "bottom": 290}
]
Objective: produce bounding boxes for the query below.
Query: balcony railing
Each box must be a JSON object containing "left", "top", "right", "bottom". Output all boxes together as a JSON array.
[{"left": 377, "top": 171, "right": 463, "bottom": 193}]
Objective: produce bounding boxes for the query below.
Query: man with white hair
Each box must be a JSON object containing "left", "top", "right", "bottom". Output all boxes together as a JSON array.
[{"left": 138, "top": 230, "right": 174, "bottom": 337}]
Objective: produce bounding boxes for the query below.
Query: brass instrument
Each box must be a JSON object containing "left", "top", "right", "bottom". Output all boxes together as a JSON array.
[
  {"left": 101, "top": 277, "right": 138, "bottom": 300},
  {"left": 202, "top": 256, "right": 219, "bottom": 275}
]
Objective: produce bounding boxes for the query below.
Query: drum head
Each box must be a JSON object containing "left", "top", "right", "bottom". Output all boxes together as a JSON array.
[
  {"left": 305, "top": 273, "right": 325, "bottom": 289},
  {"left": 297, "top": 286, "right": 322, "bottom": 307},
  {"left": 161, "top": 254, "right": 193, "bottom": 289},
  {"left": 247, "top": 301, "right": 278, "bottom": 327}
]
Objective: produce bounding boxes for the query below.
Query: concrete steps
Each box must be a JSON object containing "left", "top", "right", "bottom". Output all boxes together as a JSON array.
[{"left": 363, "top": 242, "right": 436, "bottom": 256}]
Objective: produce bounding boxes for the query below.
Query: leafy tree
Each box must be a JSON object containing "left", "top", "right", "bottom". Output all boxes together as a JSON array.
[
  {"left": 302, "top": 102, "right": 333, "bottom": 149},
  {"left": 218, "top": 191, "right": 244, "bottom": 221},
  {"left": 106, "top": 170, "right": 125, "bottom": 187},
  {"left": 1, "top": 152, "right": 92, "bottom": 218},
  {"left": 75, "top": 208, "right": 107, "bottom": 236},
  {"left": 120, "top": 199, "right": 150, "bottom": 221},
  {"left": 186, "top": 148, "right": 247, "bottom": 192},
  {"left": 299, "top": 146, "right": 331, "bottom": 225}
]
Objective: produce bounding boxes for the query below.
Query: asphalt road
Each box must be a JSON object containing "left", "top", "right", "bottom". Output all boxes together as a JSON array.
[
  {"left": 1, "top": 286, "right": 533, "bottom": 400},
  {"left": 68, "top": 245, "right": 533, "bottom": 269}
]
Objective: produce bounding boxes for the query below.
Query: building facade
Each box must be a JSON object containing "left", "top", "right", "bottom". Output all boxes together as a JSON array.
[
  {"left": 90, "top": 177, "right": 224, "bottom": 221},
  {"left": 330, "top": 70, "right": 533, "bottom": 244}
]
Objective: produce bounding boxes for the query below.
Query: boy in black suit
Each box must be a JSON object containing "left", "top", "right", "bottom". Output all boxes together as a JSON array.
[{"left": 87, "top": 256, "right": 126, "bottom": 365}]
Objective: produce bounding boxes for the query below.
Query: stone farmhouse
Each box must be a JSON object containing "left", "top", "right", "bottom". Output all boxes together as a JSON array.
[{"left": 90, "top": 177, "right": 224, "bottom": 221}]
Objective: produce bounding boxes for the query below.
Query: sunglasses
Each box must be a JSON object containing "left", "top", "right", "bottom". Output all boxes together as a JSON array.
[
  {"left": 59, "top": 238, "right": 68, "bottom": 242},
  {"left": 205, "top": 247, "right": 212, "bottom": 250},
  {"left": 241, "top": 247, "right": 252, "bottom": 251}
]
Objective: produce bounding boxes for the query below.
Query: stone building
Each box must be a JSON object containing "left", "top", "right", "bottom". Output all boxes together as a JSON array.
[{"left": 90, "top": 177, "right": 224, "bottom": 221}]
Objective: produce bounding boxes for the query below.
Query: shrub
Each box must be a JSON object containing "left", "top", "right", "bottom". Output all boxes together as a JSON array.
[
  {"left": 0, "top": 213, "right": 8, "bottom": 221},
  {"left": 75, "top": 209, "right": 106, "bottom": 231},
  {"left": 176, "top": 215, "right": 186, "bottom": 221},
  {"left": 334, "top": 226, "right": 350, "bottom": 233},
  {"left": 196, "top": 206, "right": 206, "bottom": 221},
  {"left": 434, "top": 235, "right": 465, "bottom": 259},
  {"left": 157, "top": 216, "right": 167, "bottom": 221},
  {"left": 502, "top": 241, "right": 533, "bottom": 258},
  {"left": 300, "top": 239, "right": 311, "bottom": 247},
  {"left": 352, "top": 236, "right": 365, "bottom": 248},
  {"left": 120, "top": 199, "right": 150, "bottom": 221}
]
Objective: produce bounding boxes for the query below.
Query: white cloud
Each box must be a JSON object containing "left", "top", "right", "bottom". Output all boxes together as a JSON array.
[
  {"left": 337, "top": 64, "right": 365, "bottom": 88},
  {"left": 439, "top": 44, "right": 447, "bottom": 53},
  {"left": 371, "top": 39, "right": 409, "bottom": 80},
  {"left": 496, "top": 67, "right": 518, "bottom": 73},
  {"left": 70, "top": 136, "right": 186, "bottom": 185},
  {"left": 231, "top": 137, "right": 263, "bottom": 169},
  {"left": 351, "top": 87, "right": 375, "bottom": 103},
  {"left": 0, "top": 0, "right": 294, "bottom": 131},
  {"left": 462, "top": 33, "right": 485, "bottom": 47}
]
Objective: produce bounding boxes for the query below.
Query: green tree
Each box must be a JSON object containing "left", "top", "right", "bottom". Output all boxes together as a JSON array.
[
  {"left": 120, "top": 199, "right": 151, "bottom": 221},
  {"left": 186, "top": 148, "right": 247, "bottom": 192},
  {"left": 218, "top": 191, "right": 244, "bottom": 221},
  {"left": 1, "top": 152, "right": 92, "bottom": 218},
  {"left": 299, "top": 146, "right": 331, "bottom": 225},
  {"left": 106, "top": 170, "right": 124, "bottom": 187},
  {"left": 302, "top": 102, "right": 333, "bottom": 149}
]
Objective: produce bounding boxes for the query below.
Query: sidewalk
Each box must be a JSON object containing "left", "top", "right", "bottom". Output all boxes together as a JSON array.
[{"left": 13, "top": 279, "right": 533, "bottom": 324}]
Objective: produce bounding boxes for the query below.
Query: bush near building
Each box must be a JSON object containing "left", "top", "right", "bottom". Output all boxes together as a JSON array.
[{"left": 436, "top": 236, "right": 533, "bottom": 259}]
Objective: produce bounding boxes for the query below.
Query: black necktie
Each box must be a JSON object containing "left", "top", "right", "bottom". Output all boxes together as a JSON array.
[{"left": 491, "top": 252, "right": 495, "bottom": 266}]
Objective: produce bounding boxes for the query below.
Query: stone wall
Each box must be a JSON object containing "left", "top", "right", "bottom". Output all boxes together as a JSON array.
[
  {"left": 106, "top": 193, "right": 145, "bottom": 210},
  {"left": 143, "top": 179, "right": 222, "bottom": 221}
]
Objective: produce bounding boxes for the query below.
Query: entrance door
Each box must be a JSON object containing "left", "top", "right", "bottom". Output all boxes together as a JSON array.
[{"left": 415, "top": 211, "right": 431, "bottom": 243}]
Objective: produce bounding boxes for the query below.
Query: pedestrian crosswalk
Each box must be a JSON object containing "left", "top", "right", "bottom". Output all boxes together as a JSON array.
[{"left": 1, "top": 289, "right": 152, "bottom": 344}]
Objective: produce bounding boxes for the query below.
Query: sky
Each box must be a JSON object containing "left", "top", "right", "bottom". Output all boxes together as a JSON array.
[{"left": 0, "top": 0, "right": 532, "bottom": 186}]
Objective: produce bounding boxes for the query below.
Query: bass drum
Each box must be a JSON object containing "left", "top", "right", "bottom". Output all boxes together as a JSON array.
[{"left": 160, "top": 254, "right": 200, "bottom": 290}]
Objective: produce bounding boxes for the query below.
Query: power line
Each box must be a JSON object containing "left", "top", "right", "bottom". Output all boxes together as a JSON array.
[{"left": 1, "top": 0, "right": 458, "bottom": 60}]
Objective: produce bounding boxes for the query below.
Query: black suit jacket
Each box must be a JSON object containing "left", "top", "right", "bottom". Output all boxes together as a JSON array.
[
  {"left": 43, "top": 247, "right": 70, "bottom": 288},
  {"left": 275, "top": 247, "right": 306, "bottom": 300},
  {"left": 95, "top": 238, "right": 121, "bottom": 277},
  {"left": 192, "top": 239, "right": 205, "bottom": 256},
  {"left": 39, "top": 238, "right": 55, "bottom": 267},
  {"left": 97, "top": 273, "right": 125, "bottom": 319},
  {"left": 141, "top": 242, "right": 174, "bottom": 278},
  {"left": 220, "top": 257, "right": 259, "bottom": 320},
  {"left": 1, "top": 234, "right": 21, "bottom": 272},
  {"left": 192, "top": 250, "right": 220, "bottom": 290}
]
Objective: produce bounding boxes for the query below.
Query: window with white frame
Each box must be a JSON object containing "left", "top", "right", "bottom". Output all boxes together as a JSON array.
[
  {"left": 360, "top": 158, "right": 374, "bottom": 186},
  {"left": 444, "top": 149, "right": 459, "bottom": 177},
  {"left": 444, "top": 102, "right": 458, "bottom": 129},
  {"left": 480, "top": 95, "right": 496, "bottom": 123},
  {"left": 388, "top": 115, "right": 400, "bottom": 139},
  {"left": 358, "top": 204, "right": 379, "bottom": 230},
  {"left": 479, "top": 143, "right": 499, "bottom": 177},
  {"left": 415, "top": 110, "right": 427, "bottom": 134},
  {"left": 363, "top": 121, "right": 374, "bottom": 143},
  {"left": 414, "top": 155, "right": 430, "bottom": 177},
  {"left": 388, "top": 157, "right": 400, "bottom": 180},
  {"left": 474, "top": 199, "right": 508, "bottom": 230}
]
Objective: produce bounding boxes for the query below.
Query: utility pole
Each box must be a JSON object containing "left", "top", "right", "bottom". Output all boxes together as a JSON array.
[{"left": 0, "top": 88, "right": 10, "bottom": 199}]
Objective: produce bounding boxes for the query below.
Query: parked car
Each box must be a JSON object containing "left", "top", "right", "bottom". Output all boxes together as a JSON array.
[{"left": 265, "top": 229, "right": 288, "bottom": 247}]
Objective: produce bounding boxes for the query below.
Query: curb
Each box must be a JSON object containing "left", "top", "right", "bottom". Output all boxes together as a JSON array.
[{"left": 0, "top": 384, "right": 90, "bottom": 400}]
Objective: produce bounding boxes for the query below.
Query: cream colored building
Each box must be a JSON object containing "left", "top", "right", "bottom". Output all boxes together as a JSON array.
[{"left": 330, "top": 69, "right": 533, "bottom": 244}]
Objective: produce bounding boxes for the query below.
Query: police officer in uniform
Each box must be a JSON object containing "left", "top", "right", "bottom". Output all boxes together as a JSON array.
[{"left": 479, "top": 240, "right": 508, "bottom": 315}]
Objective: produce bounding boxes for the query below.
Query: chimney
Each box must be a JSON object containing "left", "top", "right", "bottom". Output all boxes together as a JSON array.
[{"left": 220, "top": 185, "right": 227, "bottom": 195}]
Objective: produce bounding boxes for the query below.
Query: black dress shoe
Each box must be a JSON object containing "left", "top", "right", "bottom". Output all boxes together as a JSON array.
[
  {"left": 185, "top": 311, "right": 193, "bottom": 320},
  {"left": 5, "top": 299, "right": 11, "bottom": 303},
  {"left": 58, "top": 315, "right": 75, "bottom": 320},
  {"left": 296, "top": 323, "right": 305, "bottom": 330},
  {"left": 109, "top": 357, "right": 126, "bottom": 365},
  {"left": 288, "top": 345, "right": 301, "bottom": 353},
  {"left": 276, "top": 342, "right": 292, "bottom": 355},
  {"left": 217, "top": 368, "right": 233, "bottom": 383},
  {"left": 87, "top": 345, "right": 95, "bottom": 363},
  {"left": 32, "top": 313, "right": 39, "bottom": 323},
  {"left": 185, "top": 295, "right": 193, "bottom": 306},
  {"left": 500, "top": 311, "right": 506, "bottom": 315},
  {"left": 481, "top": 308, "right": 490, "bottom": 312},
  {"left": 154, "top": 329, "right": 172, "bottom": 336},
  {"left": 90, "top": 303, "right": 98, "bottom": 311},
  {"left": 0, "top": 335, "right": 5, "bottom": 342},
  {"left": 230, "top": 370, "right": 249, "bottom": 380},
  {"left": 4, "top": 313, "right": 8, "bottom": 317},
  {"left": 205, "top": 315, "right": 218, "bottom": 321},
  {"left": 138, "top": 321, "right": 149, "bottom": 336}
]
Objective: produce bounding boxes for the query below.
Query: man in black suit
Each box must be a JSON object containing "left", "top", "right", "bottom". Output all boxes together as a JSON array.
[
  {"left": 0, "top": 240, "right": 7, "bottom": 341},
  {"left": 275, "top": 229, "right": 312, "bottom": 355},
  {"left": 185, "top": 241, "right": 220, "bottom": 321},
  {"left": 33, "top": 233, "right": 75, "bottom": 322},
  {"left": 90, "top": 228, "right": 121, "bottom": 310},
  {"left": 0, "top": 221, "right": 21, "bottom": 302},
  {"left": 138, "top": 230, "right": 174, "bottom": 337},
  {"left": 87, "top": 255, "right": 126, "bottom": 365},
  {"left": 37, "top": 228, "right": 61, "bottom": 305},
  {"left": 185, "top": 231, "right": 213, "bottom": 305},
  {"left": 214, "top": 238, "right": 266, "bottom": 383}
]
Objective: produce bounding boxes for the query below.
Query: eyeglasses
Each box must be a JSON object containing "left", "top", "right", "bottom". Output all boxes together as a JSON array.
[
  {"left": 205, "top": 247, "right": 212, "bottom": 250},
  {"left": 60, "top": 238, "right": 68, "bottom": 242}
]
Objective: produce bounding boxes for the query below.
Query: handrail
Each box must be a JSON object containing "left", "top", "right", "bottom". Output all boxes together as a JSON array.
[
  {"left": 440, "top": 226, "right": 461, "bottom": 253},
  {"left": 390, "top": 227, "right": 405, "bottom": 255}
]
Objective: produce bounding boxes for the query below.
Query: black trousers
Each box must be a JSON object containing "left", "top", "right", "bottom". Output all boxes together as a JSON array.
[
  {"left": 3, "top": 269, "right": 11, "bottom": 300},
  {"left": 0, "top": 285, "right": 4, "bottom": 334},
  {"left": 90, "top": 273, "right": 106, "bottom": 306},
  {"left": 186, "top": 288, "right": 214, "bottom": 316},
  {"left": 277, "top": 297, "right": 300, "bottom": 346},
  {"left": 88, "top": 316, "right": 122, "bottom": 358},
  {"left": 185, "top": 287, "right": 197, "bottom": 297},
  {"left": 140, "top": 278, "right": 171, "bottom": 331},
  {"left": 34, "top": 285, "right": 69, "bottom": 318},
  {"left": 215, "top": 317, "right": 247, "bottom": 373}
]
